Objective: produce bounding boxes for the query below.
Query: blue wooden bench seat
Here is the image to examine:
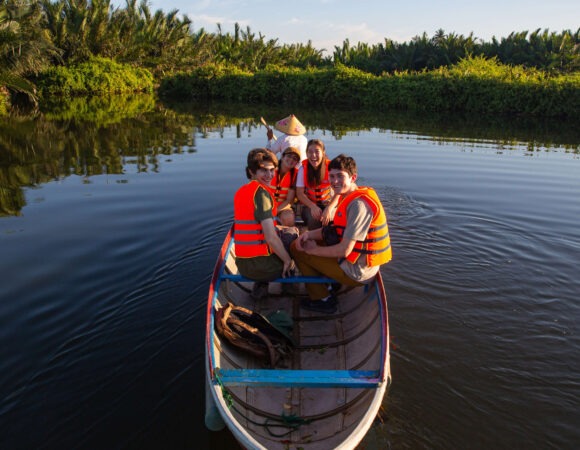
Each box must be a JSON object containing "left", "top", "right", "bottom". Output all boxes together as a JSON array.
[
  {"left": 215, "top": 368, "right": 382, "bottom": 388},
  {"left": 220, "top": 273, "right": 336, "bottom": 284}
]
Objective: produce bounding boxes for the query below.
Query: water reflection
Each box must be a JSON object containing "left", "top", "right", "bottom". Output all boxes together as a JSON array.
[
  {"left": 1, "top": 95, "right": 578, "bottom": 216},
  {"left": 1, "top": 97, "right": 579, "bottom": 449},
  {"left": 0, "top": 95, "right": 196, "bottom": 216}
]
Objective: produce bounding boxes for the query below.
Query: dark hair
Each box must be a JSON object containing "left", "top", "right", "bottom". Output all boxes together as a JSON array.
[
  {"left": 306, "top": 139, "right": 328, "bottom": 186},
  {"left": 245, "top": 148, "right": 278, "bottom": 179},
  {"left": 329, "top": 154, "right": 357, "bottom": 177}
]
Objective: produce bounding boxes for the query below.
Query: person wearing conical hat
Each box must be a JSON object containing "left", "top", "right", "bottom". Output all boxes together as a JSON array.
[{"left": 266, "top": 114, "right": 308, "bottom": 163}]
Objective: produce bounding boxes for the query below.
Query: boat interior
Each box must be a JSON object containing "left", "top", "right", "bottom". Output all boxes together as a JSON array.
[{"left": 207, "top": 238, "right": 389, "bottom": 448}]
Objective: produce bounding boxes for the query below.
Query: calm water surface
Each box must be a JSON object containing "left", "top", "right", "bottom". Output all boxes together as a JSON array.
[{"left": 0, "top": 103, "right": 579, "bottom": 449}]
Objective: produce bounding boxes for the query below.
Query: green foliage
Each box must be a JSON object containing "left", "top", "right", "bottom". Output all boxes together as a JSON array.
[
  {"left": 1, "top": 0, "right": 578, "bottom": 114},
  {"left": 0, "top": 86, "right": 9, "bottom": 115},
  {"left": 158, "top": 63, "right": 249, "bottom": 99},
  {"left": 333, "top": 28, "right": 579, "bottom": 75},
  {"left": 160, "top": 57, "right": 579, "bottom": 118},
  {"left": 36, "top": 57, "right": 154, "bottom": 96},
  {"left": 429, "top": 56, "right": 580, "bottom": 116},
  {"left": 364, "top": 57, "right": 580, "bottom": 117},
  {"left": 35, "top": 1, "right": 328, "bottom": 74},
  {"left": 0, "top": 0, "right": 61, "bottom": 103},
  {"left": 160, "top": 64, "right": 374, "bottom": 106}
]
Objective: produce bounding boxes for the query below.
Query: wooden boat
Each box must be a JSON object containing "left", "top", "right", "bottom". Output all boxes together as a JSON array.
[{"left": 205, "top": 224, "right": 391, "bottom": 449}]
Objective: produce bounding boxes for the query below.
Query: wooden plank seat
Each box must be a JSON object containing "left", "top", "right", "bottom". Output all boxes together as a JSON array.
[
  {"left": 215, "top": 368, "right": 382, "bottom": 388},
  {"left": 219, "top": 273, "right": 337, "bottom": 284}
]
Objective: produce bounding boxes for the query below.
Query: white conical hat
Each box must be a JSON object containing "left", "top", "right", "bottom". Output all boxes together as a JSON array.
[{"left": 274, "top": 114, "right": 306, "bottom": 136}]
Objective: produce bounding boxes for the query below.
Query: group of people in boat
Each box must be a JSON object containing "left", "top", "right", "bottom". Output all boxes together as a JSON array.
[{"left": 233, "top": 114, "right": 392, "bottom": 313}]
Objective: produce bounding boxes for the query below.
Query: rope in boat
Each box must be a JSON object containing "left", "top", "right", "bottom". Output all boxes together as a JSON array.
[
  {"left": 215, "top": 372, "right": 234, "bottom": 409},
  {"left": 214, "top": 267, "right": 387, "bottom": 437},
  {"left": 214, "top": 371, "right": 375, "bottom": 438},
  {"left": 215, "top": 371, "right": 313, "bottom": 437},
  {"left": 245, "top": 411, "right": 311, "bottom": 438}
]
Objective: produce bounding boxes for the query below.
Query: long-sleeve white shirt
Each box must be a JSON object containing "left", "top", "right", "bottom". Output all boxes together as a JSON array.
[{"left": 267, "top": 134, "right": 308, "bottom": 162}]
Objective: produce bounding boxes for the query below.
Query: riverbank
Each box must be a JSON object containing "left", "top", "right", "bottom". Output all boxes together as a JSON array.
[
  {"left": 159, "top": 56, "right": 579, "bottom": 118},
  {"left": 3, "top": 55, "right": 578, "bottom": 119}
]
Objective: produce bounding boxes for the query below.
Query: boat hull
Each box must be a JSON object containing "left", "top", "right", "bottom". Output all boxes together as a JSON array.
[{"left": 205, "top": 225, "right": 390, "bottom": 449}]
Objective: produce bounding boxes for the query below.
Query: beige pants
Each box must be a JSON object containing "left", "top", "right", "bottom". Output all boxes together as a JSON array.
[{"left": 290, "top": 241, "right": 363, "bottom": 300}]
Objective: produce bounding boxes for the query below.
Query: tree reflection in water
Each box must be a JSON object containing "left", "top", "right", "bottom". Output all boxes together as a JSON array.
[{"left": 1, "top": 94, "right": 578, "bottom": 216}]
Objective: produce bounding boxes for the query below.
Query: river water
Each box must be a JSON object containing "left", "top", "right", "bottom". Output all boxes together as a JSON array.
[{"left": 0, "top": 98, "right": 579, "bottom": 449}]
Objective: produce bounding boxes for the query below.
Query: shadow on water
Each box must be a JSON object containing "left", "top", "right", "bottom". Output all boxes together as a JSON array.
[{"left": 1, "top": 95, "right": 578, "bottom": 217}]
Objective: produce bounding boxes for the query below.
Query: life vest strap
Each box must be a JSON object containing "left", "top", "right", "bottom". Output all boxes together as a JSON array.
[
  {"left": 369, "top": 222, "right": 388, "bottom": 233},
  {"left": 353, "top": 243, "right": 391, "bottom": 255},
  {"left": 235, "top": 229, "right": 264, "bottom": 235},
  {"left": 234, "top": 239, "right": 267, "bottom": 246},
  {"left": 359, "top": 233, "right": 390, "bottom": 244}
]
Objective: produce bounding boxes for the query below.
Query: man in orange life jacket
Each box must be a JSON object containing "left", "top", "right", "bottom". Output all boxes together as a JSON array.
[
  {"left": 291, "top": 154, "right": 392, "bottom": 313},
  {"left": 234, "top": 148, "right": 296, "bottom": 300}
]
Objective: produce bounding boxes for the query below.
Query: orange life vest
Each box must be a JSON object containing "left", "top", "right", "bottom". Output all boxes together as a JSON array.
[
  {"left": 333, "top": 187, "right": 392, "bottom": 266},
  {"left": 233, "top": 181, "right": 277, "bottom": 258},
  {"left": 270, "top": 168, "right": 297, "bottom": 206},
  {"left": 301, "top": 159, "right": 332, "bottom": 204}
]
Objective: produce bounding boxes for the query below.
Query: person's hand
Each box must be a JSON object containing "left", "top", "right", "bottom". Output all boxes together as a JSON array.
[
  {"left": 282, "top": 259, "right": 295, "bottom": 278},
  {"left": 295, "top": 232, "right": 308, "bottom": 251},
  {"left": 302, "top": 239, "right": 317, "bottom": 253},
  {"left": 320, "top": 207, "right": 333, "bottom": 225},
  {"left": 267, "top": 129, "right": 274, "bottom": 140},
  {"left": 310, "top": 205, "right": 322, "bottom": 220}
]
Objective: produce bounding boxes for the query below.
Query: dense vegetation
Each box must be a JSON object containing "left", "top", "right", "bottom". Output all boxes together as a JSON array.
[
  {"left": 36, "top": 56, "right": 154, "bottom": 95},
  {"left": 161, "top": 58, "right": 579, "bottom": 117},
  {"left": 0, "top": 0, "right": 579, "bottom": 115}
]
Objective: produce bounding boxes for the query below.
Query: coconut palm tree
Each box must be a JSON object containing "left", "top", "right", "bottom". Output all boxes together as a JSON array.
[{"left": 0, "top": 0, "right": 60, "bottom": 105}]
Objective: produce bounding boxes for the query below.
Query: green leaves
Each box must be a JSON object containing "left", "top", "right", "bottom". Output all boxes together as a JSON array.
[
  {"left": 160, "top": 58, "right": 579, "bottom": 118},
  {"left": 36, "top": 57, "right": 154, "bottom": 96},
  {"left": 0, "top": 0, "right": 60, "bottom": 104}
]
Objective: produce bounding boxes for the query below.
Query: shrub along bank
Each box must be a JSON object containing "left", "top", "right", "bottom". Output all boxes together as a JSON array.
[
  {"left": 36, "top": 58, "right": 154, "bottom": 97},
  {"left": 160, "top": 56, "right": 579, "bottom": 118},
  {"left": 0, "top": 87, "right": 9, "bottom": 116}
]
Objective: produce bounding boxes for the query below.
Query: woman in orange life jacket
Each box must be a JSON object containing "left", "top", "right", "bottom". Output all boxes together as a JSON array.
[
  {"left": 296, "top": 139, "right": 339, "bottom": 230},
  {"left": 269, "top": 146, "right": 300, "bottom": 211},
  {"left": 233, "top": 148, "right": 296, "bottom": 300},
  {"left": 290, "top": 154, "right": 392, "bottom": 313},
  {"left": 269, "top": 147, "right": 301, "bottom": 261}
]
